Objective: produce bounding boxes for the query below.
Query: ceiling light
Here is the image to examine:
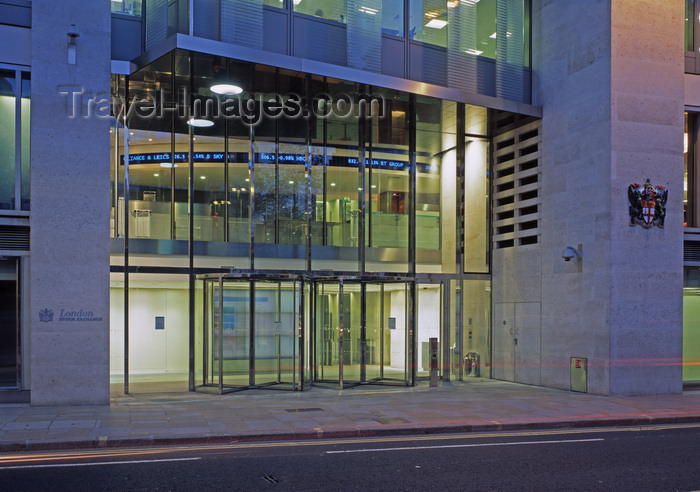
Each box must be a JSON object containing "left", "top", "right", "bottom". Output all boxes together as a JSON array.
[
  {"left": 465, "top": 49, "right": 483, "bottom": 55},
  {"left": 289, "top": 180, "right": 295, "bottom": 184},
  {"left": 153, "top": 173, "right": 159, "bottom": 177},
  {"left": 210, "top": 83, "right": 243, "bottom": 95},
  {"left": 359, "top": 6, "right": 378, "bottom": 14},
  {"left": 425, "top": 19, "right": 447, "bottom": 29},
  {"left": 330, "top": 183, "right": 336, "bottom": 187},
  {"left": 187, "top": 118, "right": 214, "bottom": 127},
  {"left": 245, "top": 178, "right": 250, "bottom": 182},
  {"left": 200, "top": 176, "right": 206, "bottom": 180}
]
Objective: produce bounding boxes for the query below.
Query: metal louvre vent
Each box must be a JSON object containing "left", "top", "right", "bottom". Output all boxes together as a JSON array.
[
  {"left": 492, "top": 117, "right": 541, "bottom": 249},
  {"left": 0, "top": 225, "right": 29, "bottom": 251},
  {"left": 684, "top": 240, "right": 700, "bottom": 262}
]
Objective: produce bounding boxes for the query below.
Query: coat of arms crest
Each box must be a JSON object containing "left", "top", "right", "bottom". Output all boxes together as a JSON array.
[{"left": 628, "top": 179, "right": 667, "bottom": 229}]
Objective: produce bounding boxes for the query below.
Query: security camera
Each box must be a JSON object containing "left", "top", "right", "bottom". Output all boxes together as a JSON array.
[{"left": 562, "top": 246, "right": 582, "bottom": 262}]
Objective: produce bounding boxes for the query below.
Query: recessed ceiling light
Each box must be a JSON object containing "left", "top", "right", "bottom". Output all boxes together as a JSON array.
[
  {"left": 210, "top": 84, "right": 243, "bottom": 95},
  {"left": 425, "top": 19, "right": 447, "bottom": 29},
  {"left": 200, "top": 176, "right": 206, "bottom": 180},
  {"left": 187, "top": 118, "right": 214, "bottom": 127},
  {"left": 330, "top": 183, "right": 336, "bottom": 187},
  {"left": 153, "top": 173, "right": 159, "bottom": 177}
]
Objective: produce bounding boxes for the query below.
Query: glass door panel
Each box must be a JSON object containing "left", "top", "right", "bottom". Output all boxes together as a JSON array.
[
  {"left": 365, "top": 283, "right": 382, "bottom": 381},
  {"left": 342, "top": 283, "right": 362, "bottom": 385},
  {"left": 416, "top": 283, "right": 442, "bottom": 378},
  {"left": 254, "top": 281, "right": 298, "bottom": 387},
  {"left": 384, "top": 282, "right": 409, "bottom": 382},
  {"left": 216, "top": 281, "right": 249, "bottom": 387},
  {"left": 315, "top": 281, "right": 340, "bottom": 382}
]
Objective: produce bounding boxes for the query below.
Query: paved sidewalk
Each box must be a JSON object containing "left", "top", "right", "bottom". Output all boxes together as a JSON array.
[{"left": 2, "top": 380, "right": 700, "bottom": 452}]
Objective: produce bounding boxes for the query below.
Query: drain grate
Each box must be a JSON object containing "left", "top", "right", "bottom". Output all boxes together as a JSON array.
[
  {"left": 262, "top": 475, "right": 280, "bottom": 484},
  {"left": 374, "top": 417, "right": 409, "bottom": 424},
  {"left": 285, "top": 407, "right": 324, "bottom": 413}
]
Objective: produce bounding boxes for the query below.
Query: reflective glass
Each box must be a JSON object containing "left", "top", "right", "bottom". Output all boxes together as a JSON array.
[
  {"left": 462, "top": 279, "right": 490, "bottom": 379},
  {"left": 20, "top": 73, "right": 29, "bottom": 211},
  {"left": 382, "top": 0, "right": 403, "bottom": 36},
  {"left": 685, "top": 113, "right": 689, "bottom": 227},
  {"left": 416, "top": 97, "right": 453, "bottom": 266},
  {"left": 294, "top": 0, "right": 347, "bottom": 23},
  {"left": 0, "top": 71, "right": 15, "bottom": 210},
  {"left": 409, "top": 0, "right": 447, "bottom": 47},
  {"left": 326, "top": 79, "right": 360, "bottom": 251},
  {"left": 124, "top": 56, "right": 175, "bottom": 240},
  {"left": 254, "top": 281, "right": 298, "bottom": 386},
  {"left": 366, "top": 87, "right": 409, "bottom": 273},
  {"left": 687, "top": 0, "right": 695, "bottom": 52},
  {"left": 111, "top": 0, "right": 142, "bottom": 16},
  {"left": 278, "top": 70, "right": 308, "bottom": 247},
  {"left": 315, "top": 282, "right": 340, "bottom": 382}
]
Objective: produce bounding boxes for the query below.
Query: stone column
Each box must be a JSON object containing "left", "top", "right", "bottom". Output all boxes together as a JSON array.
[
  {"left": 29, "top": 0, "right": 111, "bottom": 405},
  {"left": 608, "top": 0, "right": 684, "bottom": 394},
  {"left": 532, "top": 0, "right": 684, "bottom": 395}
]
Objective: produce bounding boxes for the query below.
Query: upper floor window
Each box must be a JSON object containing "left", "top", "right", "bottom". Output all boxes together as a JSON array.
[
  {"left": 293, "top": 0, "right": 347, "bottom": 23},
  {"left": 111, "top": 0, "right": 142, "bottom": 17},
  {"left": 0, "top": 68, "right": 30, "bottom": 212}
]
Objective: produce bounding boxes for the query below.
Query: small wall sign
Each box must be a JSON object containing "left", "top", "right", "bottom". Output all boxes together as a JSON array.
[{"left": 628, "top": 179, "right": 667, "bottom": 229}]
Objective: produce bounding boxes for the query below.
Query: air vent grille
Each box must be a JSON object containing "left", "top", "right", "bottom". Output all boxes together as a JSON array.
[
  {"left": 493, "top": 119, "right": 541, "bottom": 249},
  {"left": 0, "top": 225, "right": 29, "bottom": 251}
]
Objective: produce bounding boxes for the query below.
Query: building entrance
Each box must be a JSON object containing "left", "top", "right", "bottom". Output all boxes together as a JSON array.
[
  {"left": 0, "top": 258, "right": 18, "bottom": 389},
  {"left": 197, "top": 276, "right": 306, "bottom": 393},
  {"left": 313, "top": 280, "right": 412, "bottom": 388}
]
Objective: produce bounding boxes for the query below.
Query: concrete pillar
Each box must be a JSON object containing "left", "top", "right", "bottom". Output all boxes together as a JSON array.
[{"left": 29, "top": 1, "right": 111, "bottom": 405}]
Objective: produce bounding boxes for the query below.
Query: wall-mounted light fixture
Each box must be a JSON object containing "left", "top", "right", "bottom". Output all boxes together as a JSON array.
[
  {"left": 562, "top": 246, "right": 583, "bottom": 262},
  {"left": 67, "top": 24, "right": 79, "bottom": 65}
]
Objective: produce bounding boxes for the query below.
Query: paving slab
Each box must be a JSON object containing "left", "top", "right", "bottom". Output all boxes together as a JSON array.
[{"left": 1, "top": 380, "right": 700, "bottom": 451}]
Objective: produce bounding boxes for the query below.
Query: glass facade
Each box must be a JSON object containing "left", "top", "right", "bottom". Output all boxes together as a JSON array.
[
  {"left": 111, "top": 0, "right": 142, "bottom": 16},
  {"left": 293, "top": 0, "right": 347, "bottom": 23},
  {"left": 0, "top": 68, "right": 30, "bottom": 212},
  {"left": 142, "top": 1, "right": 531, "bottom": 101},
  {"left": 110, "top": 50, "right": 493, "bottom": 392}
]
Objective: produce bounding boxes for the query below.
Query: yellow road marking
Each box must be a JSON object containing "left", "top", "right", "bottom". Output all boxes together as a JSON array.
[{"left": 1, "top": 422, "right": 698, "bottom": 464}]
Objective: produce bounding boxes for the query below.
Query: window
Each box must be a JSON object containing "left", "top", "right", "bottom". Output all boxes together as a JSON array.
[
  {"left": 0, "top": 68, "right": 30, "bottom": 212},
  {"left": 293, "top": 0, "right": 347, "bottom": 23},
  {"left": 111, "top": 0, "right": 142, "bottom": 17}
]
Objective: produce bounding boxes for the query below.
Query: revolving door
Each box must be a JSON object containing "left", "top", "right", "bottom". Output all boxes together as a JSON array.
[
  {"left": 197, "top": 275, "right": 308, "bottom": 393},
  {"left": 313, "top": 279, "right": 414, "bottom": 388}
]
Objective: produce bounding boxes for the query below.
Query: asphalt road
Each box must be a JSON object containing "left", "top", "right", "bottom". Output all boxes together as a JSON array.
[{"left": 2, "top": 424, "right": 700, "bottom": 491}]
